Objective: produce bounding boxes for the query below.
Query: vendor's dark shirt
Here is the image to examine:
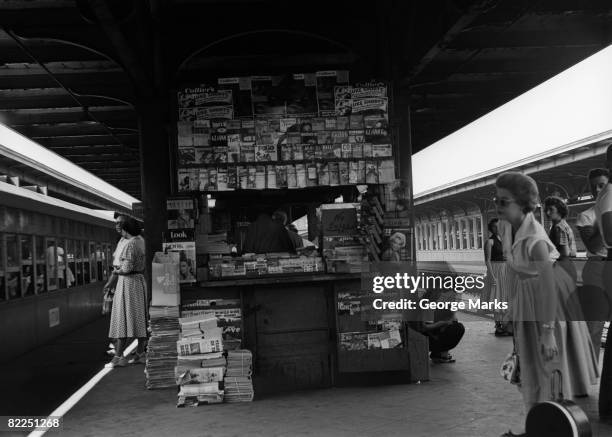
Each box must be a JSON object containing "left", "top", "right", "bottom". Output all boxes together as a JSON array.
[
  {"left": 287, "top": 230, "right": 304, "bottom": 249},
  {"left": 242, "top": 214, "right": 296, "bottom": 254}
]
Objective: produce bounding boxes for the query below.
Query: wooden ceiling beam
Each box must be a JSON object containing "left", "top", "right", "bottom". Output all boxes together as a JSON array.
[
  {"left": 0, "top": 106, "right": 134, "bottom": 125},
  {"left": 11, "top": 120, "right": 137, "bottom": 137},
  {"left": 32, "top": 133, "right": 138, "bottom": 147}
]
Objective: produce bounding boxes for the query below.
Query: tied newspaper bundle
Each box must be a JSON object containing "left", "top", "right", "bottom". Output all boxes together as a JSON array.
[
  {"left": 176, "top": 315, "right": 225, "bottom": 406},
  {"left": 224, "top": 349, "right": 254, "bottom": 403},
  {"left": 146, "top": 306, "right": 180, "bottom": 389}
]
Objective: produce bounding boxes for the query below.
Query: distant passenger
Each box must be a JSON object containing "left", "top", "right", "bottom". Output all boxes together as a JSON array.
[
  {"left": 576, "top": 168, "right": 609, "bottom": 351},
  {"left": 484, "top": 218, "right": 511, "bottom": 336},
  {"left": 544, "top": 196, "right": 577, "bottom": 259},
  {"left": 593, "top": 145, "right": 612, "bottom": 419},
  {"left": 495, "top": 172, "right": 597, "bottom": 436}
]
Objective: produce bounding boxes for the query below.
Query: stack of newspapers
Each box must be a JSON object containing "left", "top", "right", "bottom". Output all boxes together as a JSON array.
[
  {"left": 176, "top": 315, "right": 225, "bottom": 406},
  {"left": 224, "top": 349, "right": 254, "bottom": 402},
  {"left": 145, "top": 306, "right": 180, "bottom": 389}
]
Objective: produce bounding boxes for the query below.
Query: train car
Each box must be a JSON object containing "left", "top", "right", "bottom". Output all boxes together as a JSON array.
[{"left": 0, "top": 180, "right": 117, "bottom": 363}]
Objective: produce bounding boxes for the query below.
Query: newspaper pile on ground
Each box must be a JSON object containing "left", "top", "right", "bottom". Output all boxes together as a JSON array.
[
  {"left": 224, "top": 349, "right": 254, "bottom": 402},
  {"left": 145, "top": 306, "right": 180, "bottom": 389},
  {"left": 176, "top": 315, "right": 225, "bottom": 406}
]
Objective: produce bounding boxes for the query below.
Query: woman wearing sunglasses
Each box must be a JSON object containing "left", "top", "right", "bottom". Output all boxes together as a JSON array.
[{"left": 495, "top": 172, "right": 598, "bottom": 437}]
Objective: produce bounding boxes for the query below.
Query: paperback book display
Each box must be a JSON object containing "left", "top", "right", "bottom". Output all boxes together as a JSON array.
[
  {"left": 176, "top": 74, "right": 395, "bottom": 193},
  {"left": 146, "top": 306, "right": 180, "bottom": 389},
  {"left": 207, "top": 254, "right": 325, "bottom": 279}
]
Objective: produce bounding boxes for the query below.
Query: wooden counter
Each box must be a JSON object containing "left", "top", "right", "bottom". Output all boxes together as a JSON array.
[{"left": 182, "top": 273, "right": 428, "bottom": 395}]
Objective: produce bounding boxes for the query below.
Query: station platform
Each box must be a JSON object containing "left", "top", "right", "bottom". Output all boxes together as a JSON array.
[{"left": 9, "top": 313, "right": 605, "bottom": 437}]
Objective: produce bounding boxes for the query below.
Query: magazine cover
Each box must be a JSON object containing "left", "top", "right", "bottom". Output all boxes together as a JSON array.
[
  {"left": 317, "top": 130, "right": 332, "bottom": 144},
  {"left": 365, "top": 119, "right": 391, "bottom": 144},
  {"left": 287, "top": 73, "right": 318, "bottom": 116},
  {"left": 177, "top": 87, "right": 196, "bottom": 107},
  {"left": 296, "top": 163, "right": 307, "bottom": 188},
  {"left": 276, "top": 165, "right": 288, "bottom": 188},
  {"left": 339, "top": 161, "right": 349, "bottom": 185},
  {"left": 293, "top": 144, "right": 304, "bottom": 160},
  {"left": 255, "top": 166, "right": 266, "bottom": 189},
  {"left": 306, "top": 163, "right": 318, "bottom": 187},
  {"left": 321, "top": 144, "right": 335, "bottom": 159},
  {"left": 280, "top": 144, "right": 293, "bottom": 161},
  {"left": 349, "top": 114, "right": 364, "bottom": 129},
  {"left": 311, "top": 117, "right": 326, "bottom": 131},
  {"left": 381, "top": 217, "right": 412, "bottom": 262},
  {"left": 227, "top": 135, "right": 241, "bottom": 163},
  {"left": 162, "top": 229, "right": 197, "bottom": 284},
  {"left": 251, "top": 75, "right": 286, "bottom": 117},
  {"left": 314, "top": 144, "right": 323, "bottom": 159},
  {"left": 351, "top": 143, "right": 363, "bottom": 158},
  {"left": 372, "top": 144, "right": 392, "bottom": 157},
  {"left": 339, "top": 332, "right": 368, "bottom": 351},
  {"left": 341, "top": 143, "right": 352, "bottom": 158},
  {"left": 167, "top": 198, "right": 196, "bottom": 229},
  {"left": 286, "top": 165, "right": 297, "bottom": 188},
  {"left": 337, "top": 116, "right": 349, "bottom": 130},
  {"left": 216, "top": 168, "right": 228, "bottom": 191},
  {"left": 329, "top": 162, "right": 339, "bottom": 186},
  {"left": 357, "top": 160, "right": 366, "bottom": 183},
  {"left": 238, "top": 166, "right": 248, "bottom": 189},
  {"left": 332, "top": 143, "right": 342, "bottom": 158},
  {"left": 280, "top": 117, "right": 298, "bottom": 132},
  {"left": 348, "top": 129, "right": 365, "bottom": 143},
  {"left": 348, "top": 161, "right": 359, "bottom": 184},
  {"left": 213, "top": 146, "right": 228, "bottom": 164},
  {"left": 255, "top": 144, "right": 278, "bottom": 162},
  {"left": 318, "top": 162, "right": 330, "bottom": 186},
  {"left": 196, "top": 105, "right": 234, "bottom": 120},
  {"left": 218, "top": 77, "right": 253, "bottom": 118},
  {"left": 178, "top": 107, "right": 197, "bottom": 121},
  {"left": 177, "top": 133, "right": 193, "bottom": 149},
  {"left": 286, "top": 132, "right": 301, "bottom": 145},
  {"left": 366, "top": 161, "right": 379, "bottom": 184},
  {"left": 247, "top": 167, "right": 257, "bottom": 189},
  {"left": 303, "top": 144, "right": 317, "bottom": 160},
  {"left": 207, "top": 168, "right": 217, "bottom": 191},
  {"left": 198, "top": 168, "right": 209, "bottom": 191},
  {"left": 301, "top": 132, "right": 317, "bottom": 145},
  {"left": 352, "top": 97, "right": 388, "bottom": 116},
  {"left": 240, "top": 142, "right": 255, "bottom": 162},
  {"left": 334, "top": 85, "right": 353, "bottom": 116},
  {"left": 240, "top": 120, "right": 256, "bottom": 142},
  {"left": 324, "top": 117, "right": 337, "bottom": 130},
  {"left": 378, "top": 159, "right": 395, "bottom": 183},
  {"left": 178, "top": 147, "right": 196, "bottom": 165},
  {"left": 266, "top": 165, "right": 277, "bottom": 189},
  {"left": 316, "top": 71, "right": 348, "bottom": 116},
  {"left": 362, "top": 143, "right": 373, "bottom": 158},
  {"left": 193, "top": 132, "right": 211, "bottom": 148},
  {"left": 331, "top": 130, "right": 348, "bottom": 144}
]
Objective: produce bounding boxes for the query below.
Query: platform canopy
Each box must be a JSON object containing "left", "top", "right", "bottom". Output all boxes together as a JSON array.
[{"left": 0, "top": 0, "right": 610, "bottom": 200}]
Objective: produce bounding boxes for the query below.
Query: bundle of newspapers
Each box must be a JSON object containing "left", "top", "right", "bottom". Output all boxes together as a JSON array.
[
  {"left": 224, "top": 349, "right": 254, "bottom": 402},
  {"left": 145, "top": 306, "right": 180, "bottom": 389},
  {"left": 176, "top": 315, "right": 226, "bottom": 406}
]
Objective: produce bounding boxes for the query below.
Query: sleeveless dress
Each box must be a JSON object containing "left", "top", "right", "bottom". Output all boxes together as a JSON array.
[
  {"left": 507, "top": 213, "right": 598, "bottom": 407},
  {"left": 108, "top": 238, "right": 148, "bottom": 339}
]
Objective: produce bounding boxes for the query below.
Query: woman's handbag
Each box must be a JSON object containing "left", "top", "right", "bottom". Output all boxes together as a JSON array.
[
  {"left": 500, "top": 350, "right": 520, "bottom": 385},
  {"left": 525, "top": 369, "right": 591, "bottom": 437},
  {"left": 102, "top": 290, "right": 113, "bottom": 315}
]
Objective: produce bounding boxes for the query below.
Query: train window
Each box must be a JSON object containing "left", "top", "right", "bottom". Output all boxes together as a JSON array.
[
  {"left": 46, "top": 238, "right": 58, "bottom": 291},
  {"left": 21, "top": 235, "right": 35, "bottom": 297},
  {"left": 57, "top": 239, "right": 67, "bottom": 289},
  {"left": 441, "top": 222, "right": 448, "bottom": 250},
  {"left": 89, "top": 242, "right": 97, "bottom": 283},
  {"left": 6, "top": 234, "right": 21, "bottom": 299},
  {"left": 75, "top": 240, "right": 84, "bottom": 285},
  {"left": 83, "top": 242, "right": 90, "bottom": 283},
  {"left": 98, "top": 243, "right": 107, "bottom": 281},
  {"left": 35, "top": 236, "right": 46, "bottom": 293},
  {"left": 474, "top": 217, "right": 483, "bottom": 249},
  {"left": 66, "top": 240, "right": 75, "bottom": 288},
  {"left": 0, "top": 234, "right": 6, "bottom": 301}
]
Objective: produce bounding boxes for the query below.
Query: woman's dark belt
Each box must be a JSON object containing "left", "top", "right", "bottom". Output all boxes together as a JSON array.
[{"left": 123, "top": 270, "right": 145, "bottom": 276}]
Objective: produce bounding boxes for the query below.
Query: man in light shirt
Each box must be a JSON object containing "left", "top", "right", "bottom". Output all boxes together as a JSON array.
[
  {"left": 576, "top": 168, "right": 609, "bottom": 351},
  {"left": 593, "top": 146, "right": 612, "bottom": 421}
]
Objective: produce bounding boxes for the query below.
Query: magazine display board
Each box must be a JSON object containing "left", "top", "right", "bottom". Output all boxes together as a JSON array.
[{"left": 175, "top": 73, "right": 395, "bottom": 192}]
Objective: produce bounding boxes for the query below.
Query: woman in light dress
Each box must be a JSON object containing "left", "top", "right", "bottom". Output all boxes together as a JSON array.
[{"left": 495, "top": 172, "right": 598, "bottom": 437}]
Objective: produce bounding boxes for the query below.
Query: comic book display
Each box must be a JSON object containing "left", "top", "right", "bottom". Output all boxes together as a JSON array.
[{"left": 176, "top": 74, "right": 395, "bottom": 192}]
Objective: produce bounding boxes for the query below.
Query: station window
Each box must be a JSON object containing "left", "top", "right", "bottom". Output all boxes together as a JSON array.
[
  {"left": 67, "top": 239, "right": 76, "bottom": 288},
  {"left": 6, "top": 234, "right": 21, "bottom": 299},
  {"left": 89, "top": 242, "right": 97, "bottom": 283},
  {"left": 463, "top": 219, "right": 471, "bottom": 249},
  {"left": 431, "top": 224, "right": 438, "bottom": 250},
  {"left": 21, "top": 235, "right": 34, "bottom": 296},
  {"left": 75, "top": 240, "right": 84, "bottom": 285},
  {"left": 441, "top": 222, "right": 448, "bottom": 250},
  {"left": 454, "top": 220, "right": 461, "bottom": 249},
  {"left": 46, "top": 238, "right": 58, "bottom": 291},
  {"left": 35, "top": 236, "right": 47, "bottom": 294}
]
